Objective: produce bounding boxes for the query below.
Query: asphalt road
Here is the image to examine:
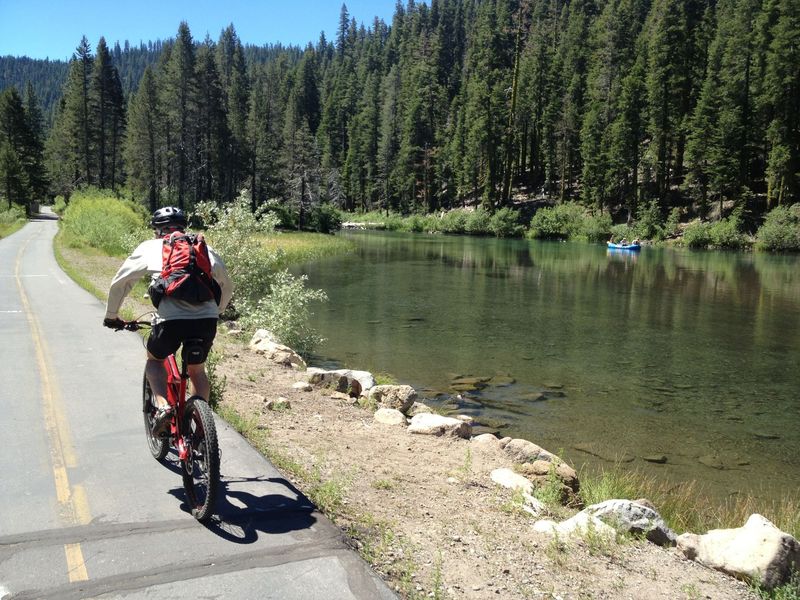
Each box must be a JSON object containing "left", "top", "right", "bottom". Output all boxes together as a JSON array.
[{"left": 0, "top": 214, "right": 394, "bottom": 600}]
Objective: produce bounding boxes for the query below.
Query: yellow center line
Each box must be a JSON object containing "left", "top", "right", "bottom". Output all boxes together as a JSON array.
[{"left": 15, "top": 239, "right": 90, "bottom": 583}]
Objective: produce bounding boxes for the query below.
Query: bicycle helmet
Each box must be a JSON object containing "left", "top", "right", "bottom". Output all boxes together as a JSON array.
[{"left": 150, "top": 206, "right": 187, "bottom": 230}]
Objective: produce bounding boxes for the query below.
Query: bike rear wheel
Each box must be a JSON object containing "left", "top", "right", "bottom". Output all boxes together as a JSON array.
[
  {"left": 142, "top": 371, "right": 168, "bottom": 460},
  {"left": 181, "top": 397, "right": 220, "bottom": 522}
]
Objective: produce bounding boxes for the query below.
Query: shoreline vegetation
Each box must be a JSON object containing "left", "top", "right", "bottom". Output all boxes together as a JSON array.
[
  {"left": 342, "top": 201, "right": 800, "bottom": 253},
  {"left": 48, "top": 191, "right": 800, "bottom": 598}
]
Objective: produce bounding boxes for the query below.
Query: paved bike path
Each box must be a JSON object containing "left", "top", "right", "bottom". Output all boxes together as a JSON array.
[{"left": 0, "top": 215, "right": 395, "bottom": 600}]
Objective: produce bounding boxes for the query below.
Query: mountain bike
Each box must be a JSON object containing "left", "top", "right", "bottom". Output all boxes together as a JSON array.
[{"left": 121, "top": 320, "right": 220, "bottom": 523}]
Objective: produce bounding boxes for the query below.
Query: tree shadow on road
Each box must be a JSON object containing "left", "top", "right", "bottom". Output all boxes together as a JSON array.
[{"left": 167, "top": 474, "right": 318, "bottom": 544}]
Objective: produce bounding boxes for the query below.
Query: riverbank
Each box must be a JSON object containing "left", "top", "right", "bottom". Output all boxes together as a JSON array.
[{"left": 52, "top": 232, "right": 800, "bottom": 599}]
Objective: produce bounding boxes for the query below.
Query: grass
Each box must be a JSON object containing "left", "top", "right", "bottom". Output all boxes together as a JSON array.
[
  {"left": 579, "top": 463, "right": 800, "bottom": 539},
  {"left": 0, "top": 205, "right": 26, "bottom": 239},
  {"left": 258, "top": 230, "right": 355, "bottom": 268}
]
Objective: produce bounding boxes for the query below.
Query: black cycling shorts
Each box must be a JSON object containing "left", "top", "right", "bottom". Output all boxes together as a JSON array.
[{"left": 146, "top": 318, "right": 218, "bottom": 364}]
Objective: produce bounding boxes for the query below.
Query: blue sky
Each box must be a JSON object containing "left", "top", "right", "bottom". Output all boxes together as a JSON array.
[{"left": 0, "top": 0, "right": 400, "bottom": 60}]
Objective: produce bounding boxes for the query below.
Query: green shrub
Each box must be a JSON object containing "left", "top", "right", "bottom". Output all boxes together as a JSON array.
[
  {"left": 489, "top": 207, "right": 523, "bottom": 237},
  {"left": 634, "top": 200, "right": 665, "bottom": 240},
  {"left": 464, "top": 208, "right": 492, "bottom": 235},
  {"left": 53, "top": 196, "right": 67, "bottom": 216},
  {"left": 579, "top": 213, "right": 613, "bottom": 243},
  {"left": 438, "top": 209, "right": 468, "bottom": 234},
  {"left": 756, "top": 205, "right": 800, "bottom": 252},
  {"left": 308, "top": 203, "right": 342, "bottom": 234},
  {"left": 197, "top": 192, "right": 327, "bottom": 355},
  {"left": 61, "top": 189, "right": 148, "bottom": 255},
  {"left": 682, "top": 221, "right": 712, "bottom": 249},
  {"left": 527, "top": 203, "right": 583, "bottom": 240},
  {"left": 0, "top": 204, "right": 26, "bottom": 238},
  {"left": 708, "top": 217, "right": 749, "bottom": 250},
  {"left": 665, "top": 207, "right": 681, "bottom": 238}
]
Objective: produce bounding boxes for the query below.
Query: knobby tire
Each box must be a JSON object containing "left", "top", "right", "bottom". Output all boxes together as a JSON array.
[
  {"left": 181, "top": 397, "right": 219, "bottom": 522},
  {"left": 142, "top": 371, "right": 168, "bottom": 460}
]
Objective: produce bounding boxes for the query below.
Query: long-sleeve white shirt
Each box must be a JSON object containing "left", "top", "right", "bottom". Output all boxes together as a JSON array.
[{"left": 104, "top": 237, "right": 233, "bottom": 323}]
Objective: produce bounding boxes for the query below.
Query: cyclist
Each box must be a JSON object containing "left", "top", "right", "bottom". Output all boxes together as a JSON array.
[{"left": 103, "top": 206, "right": 233, "bottom": 435}]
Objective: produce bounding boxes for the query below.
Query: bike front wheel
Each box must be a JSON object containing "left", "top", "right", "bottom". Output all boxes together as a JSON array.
[
  {"left": 142, "top": 371, "right": 168, "bottom": 460},
  {"left": 181, "top": 397, "right": 220, "bottom": 522}
]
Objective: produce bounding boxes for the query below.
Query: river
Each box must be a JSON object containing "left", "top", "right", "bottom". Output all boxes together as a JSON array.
[{"left": 294, "top": 231, "right": 800, "bottom": 502}]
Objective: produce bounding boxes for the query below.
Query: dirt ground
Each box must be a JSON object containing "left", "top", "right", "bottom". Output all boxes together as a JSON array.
[
  {"left": 214, "top": 336, "right": 758, "bottom": 600},
  {"left": 60, "top": 242, "right": 758, "bottom": 600}
]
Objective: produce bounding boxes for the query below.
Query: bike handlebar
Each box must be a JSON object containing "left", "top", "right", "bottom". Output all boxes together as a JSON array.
[{"left": 121, "top": 320, "right": 153, "bottom": 332}]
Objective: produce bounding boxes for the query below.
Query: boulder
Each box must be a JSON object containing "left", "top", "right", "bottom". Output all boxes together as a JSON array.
[
  {"left": 503, "top": 438, "right": 555, "bottom": 463},
  {"left": 677, "top": 514, "right": 800, "bottom": 589},
  {"left": 516, "top": 460, "right": 580, "bottom": 504},
  {"left": 408, "top": 413, "right": 471, "bottom": 438},
  {"left": 367, "top": 385, "right": 417, "bottom": 414},
  {"left": 585, "top": 499, "right": 676, "bottom": 546},
  {"left": 471, "top": 433, "right": 502, "bottom": 450},
  {"left": 490, "top": 468, "right": 546, "bottom": 517},
  {"left": 407, "top": 401, "right": 433, "bottom": 416},
  {"left": 249, "top": 331, "right": 306, "bottom": 370},
  {"left": 292, "top": 381, "right": 313, "bottom": 392},
  {"left": 374, "top": 408, "right": 407, "bottom": 426},
  {"left": 534, "top": 512, "right": 616, "bottom": 539},
  {"left": 306, "top": 367, "right": 376, "bottom": 397}
]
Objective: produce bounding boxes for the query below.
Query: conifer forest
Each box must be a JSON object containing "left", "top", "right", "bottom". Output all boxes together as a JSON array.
[{"left": 1, "top": 0, "right": 799, "bottom": 227}]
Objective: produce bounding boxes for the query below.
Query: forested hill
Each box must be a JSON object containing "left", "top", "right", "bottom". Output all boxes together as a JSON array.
[
  {"left": 1, "top": 40, "right": 303, "bottom": 123},
  {"left": 1, "top": 0, "right": 799, "bottom": 227}
]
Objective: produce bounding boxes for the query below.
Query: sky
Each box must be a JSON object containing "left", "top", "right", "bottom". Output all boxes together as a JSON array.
[{"left": 0, "top": 0, "right": 400, "bottom": 60}]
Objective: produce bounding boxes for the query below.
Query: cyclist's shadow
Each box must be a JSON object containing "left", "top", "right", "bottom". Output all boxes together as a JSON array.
[{"left": 163, "top": 456, "right": 318, "bottom": 544}]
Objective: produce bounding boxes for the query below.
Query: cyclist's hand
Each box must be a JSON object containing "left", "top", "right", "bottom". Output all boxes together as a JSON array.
[{"left": 103, "top": 317, "right": 125, "bottom": 330}]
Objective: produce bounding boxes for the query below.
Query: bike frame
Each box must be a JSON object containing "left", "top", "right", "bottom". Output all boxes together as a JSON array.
[{"left": 163, "top": 352, "right": 191, "bottom": 462}]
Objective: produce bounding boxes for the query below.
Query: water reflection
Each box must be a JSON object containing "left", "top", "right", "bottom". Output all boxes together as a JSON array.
[{"left": 295, "top": 231, "right": 800, "bottom": 500}]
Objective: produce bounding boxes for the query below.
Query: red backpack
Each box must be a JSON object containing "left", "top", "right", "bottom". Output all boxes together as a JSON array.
[{"left": 148, "top": 232, "right": 222, "bottom": 308}]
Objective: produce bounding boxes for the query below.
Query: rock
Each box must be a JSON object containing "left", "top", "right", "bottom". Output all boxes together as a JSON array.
[
  {"left": 677, "top": 514, "right": 800, "bottom": 589},
  {"left": 491, "top": 468, "right": 533, "bottom": 494},
  {"left": 642, "top": 454, "right": 668, "bottom": 464},
  {"left": 264, "top": 397, "right": 291, "bottom": 411},
  {"left": 408, "top": 413, "right": 471, "bottom": 438},
  {"left": 407, "top": 401, "right": 433, "bottom": 416},
  {"left": 534, "top": 512, "right": 616, "bottom": 539},
  {"left": 585, "top": 499, "right": 676, "bottom": 546},
  {"left": 367, "top": 385, "right": 418, "bottom": 414},
  {"left": 573, "top": 443, "right": 635, "bottom": 463},
  {"left": 454, "top": 414, "right": 476, "bottom": 424},
  {"left": 498, "top": 437, "right": 512, "bottom": 449},
  {"left": 503, "top": 438, "right": 555, "bottom": 463},
  {"left": 249, "top": 331, "right": 307, "bottom": 370},
  {"left": 292, "top": 381, "right": 313, "bottom": 392},
  {"left": 490, "top": 468, "right": 546, "bottom": 517},
  {"left": 517, "top": 460, "right": 580, "bottom": 496},
  {"left": 306, "top": 367, "right": 376, "bottom": 397},
  {"left": 330, "top": 391, "right": 352, "bottom": 401},
  {"left": 374, "top": 408, "right": 407, "bottom": 426},
  {"left": 488, "top": 375, "right": 516, "bottom": 387},
  {"left": 471, "top": 433, "right": 502, "bottom": 450}
]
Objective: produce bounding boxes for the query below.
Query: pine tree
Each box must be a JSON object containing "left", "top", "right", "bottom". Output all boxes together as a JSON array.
[
  {"left": 0, "top": 87, "right": 31, "bottom": 208},
  {"left": 124, "top": 67, "right": 161, "bottom": 210},
  {"left": 161, "top": 23, "right": 198, "bottom": 208}
]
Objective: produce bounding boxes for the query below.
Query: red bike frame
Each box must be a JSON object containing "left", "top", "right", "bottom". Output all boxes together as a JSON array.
[{"left": 163, "top": 353, "right": 191, "bottom": 462}]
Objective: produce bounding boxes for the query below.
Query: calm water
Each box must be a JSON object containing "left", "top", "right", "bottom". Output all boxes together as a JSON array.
[{"left": 295, "top": 231, "right": 800, "bottom": 501}]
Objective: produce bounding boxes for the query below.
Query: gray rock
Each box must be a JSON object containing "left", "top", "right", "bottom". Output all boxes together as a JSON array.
[
  {"left": 249, "top": 331, "right": 307, "bottom": 370},
  {"left": 677, "top": 514, "right": 800, "bottom": 589},
  {"left": 503, "top": 438, "right": 555, "bottom": 463},
  {"left": 264, "top": 397, "right": 291, "bottom": 411},
  {"left": 407, "top": 401, "right": 433, "bottom": 416},
  {"left": 367, "top": 384, "right": 417, "bottom": 414},
  {"left": 374, "top": 408, "right": 407, "bottom": 426},
  {"left": 471, "top": 433, "right": 502, "bottom": 450},
  {"left": 292, "top": 381, "right": 313, "bottom": 392},
  {"left": 306, "top": 367, "right": 376, "bottom": 397},
  {"left": 490, "top": 468, "right": 546, "bottom": 517},
  {"left": 408, "top": 413, "right": 471, "bottom": 438},
  {"left": 585, "top": 499, "right": 677, "bottom": 546}
]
